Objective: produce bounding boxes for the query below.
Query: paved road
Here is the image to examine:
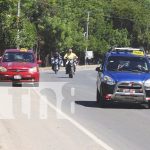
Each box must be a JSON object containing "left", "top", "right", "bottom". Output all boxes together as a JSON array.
[
  {"left": 0, "top": 69, "right": 150, "bottom": 150},
  {"left": 40, "top": 69, "right": 150, "bottom": 150}
]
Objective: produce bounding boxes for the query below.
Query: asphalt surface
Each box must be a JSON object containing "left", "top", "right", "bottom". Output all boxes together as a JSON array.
[
  {"left": 40, "top": 68, "right": 150, "bottom": 150},
  {"left": 0, "top": 68, "right": 150, "bottom": 150}
]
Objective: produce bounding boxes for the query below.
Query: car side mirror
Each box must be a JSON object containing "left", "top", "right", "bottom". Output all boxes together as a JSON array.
[
  {"left": 96, "top": 64, "right": 103, "bottom": 72},
  {"left": 96, "top": 67, "right": 101, "bottom": 72},
  {"left": 37, "top": 60, "right": 42, "bottom": 64}
]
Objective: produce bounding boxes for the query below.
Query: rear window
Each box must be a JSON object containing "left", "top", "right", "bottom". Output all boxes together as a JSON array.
[{"left": 2, "top": 52, "right": 35, "bottom": 63}]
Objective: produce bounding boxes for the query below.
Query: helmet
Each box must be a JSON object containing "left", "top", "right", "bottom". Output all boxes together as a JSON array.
[{"left": 69, "top": 48, "right": 72, "bottom": 53}]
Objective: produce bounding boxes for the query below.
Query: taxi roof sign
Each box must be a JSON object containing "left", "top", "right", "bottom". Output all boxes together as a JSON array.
[
  {"left": 110, "top": 47, "right": 145, "bottom": 56},
  {"left": 132, "top": 50, "right": 144, "bottom": 56},
  {"left": 20, "top": 48, "right": 28, "bottom": 52}
]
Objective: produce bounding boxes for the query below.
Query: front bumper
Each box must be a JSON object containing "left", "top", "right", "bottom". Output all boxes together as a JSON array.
[
  {"left": 101, "top": 81, "right": 150, "bottom": 103},
  {"left": 0, "top": 72, "right": 39, "bottom": 83}
]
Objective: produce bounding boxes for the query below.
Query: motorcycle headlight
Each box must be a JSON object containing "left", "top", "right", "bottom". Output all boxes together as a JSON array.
[
  {"left": 103, "top": 75, "right": 115, "bottom": 85},
  {"left": 29, "top": 67, "right": 37, "bottom": 73},
  {"left": 0, "top": 67, "right": 7, "bottom": 72},
  {"left": 144, "top": 79, "right": 150, "bottom": 88}
]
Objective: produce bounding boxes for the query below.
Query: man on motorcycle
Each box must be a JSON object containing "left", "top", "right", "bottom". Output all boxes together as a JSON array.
[
  {"left": 64, "top": 48, "right": 78, "bottom": 74},
  {"left": 51, "top": 51, "right": 62, "bottom": 71}
]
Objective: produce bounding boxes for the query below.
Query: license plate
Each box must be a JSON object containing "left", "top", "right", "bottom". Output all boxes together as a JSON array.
[
  {"left": 123, "top": 89, "right": 130, "bottom": 93},
  {"left": 130, "top": 89, "right": 135, "bottom": 93},
  {"left": 123, "top": 89, "right": 135, "bottom": 93},
  {"left": 14, "top": 75, "right": 22, "bottom": 80}
]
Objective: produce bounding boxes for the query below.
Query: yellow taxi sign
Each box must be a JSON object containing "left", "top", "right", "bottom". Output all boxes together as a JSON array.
[
  {"left": 132, "top": 50, "right": 144, "bottom": 56},
  {"left": 20, "top": 48, "right": 28, "bottom": 52}
]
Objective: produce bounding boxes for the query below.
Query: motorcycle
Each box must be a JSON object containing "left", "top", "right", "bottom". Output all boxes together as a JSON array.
[
  {"left": 66, "top": 59, "right": 77, "bottom": 78},
  {"left": 51, "top": 58, "right": 60, "bottom": 74}
]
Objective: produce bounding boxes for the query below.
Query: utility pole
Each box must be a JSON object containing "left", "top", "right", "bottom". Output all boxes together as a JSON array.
[
  {"left": 17, "top": 0, "right": 21, "bottom": 49},
  {"left": 85, "top": 11, "right": 90, "bottom": 65}
]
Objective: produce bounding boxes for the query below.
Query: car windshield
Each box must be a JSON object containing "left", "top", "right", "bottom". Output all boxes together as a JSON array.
[
  {"left": 2, "top": 52, "right": 35, "bottom": 63},
  {"left": 107, "top": 56, "right": 149, "bottom": 72}
]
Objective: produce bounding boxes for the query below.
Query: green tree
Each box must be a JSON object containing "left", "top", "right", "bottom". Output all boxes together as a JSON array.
[{"left": 1, "top": 0, "right": 150, "bottom": 62}]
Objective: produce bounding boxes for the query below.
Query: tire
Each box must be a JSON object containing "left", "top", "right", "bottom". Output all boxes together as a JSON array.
[
  {"left": 69, "top": 74, "right": 73, "bottom": 78},
  {"left": 55, "top": 70, "right": 58, "bottom": 74},
  {"left": 147, "top": 101, "right": 150, "bottom": 109},
  {"left": 74, "top": 65, "right": 76, "bottom": 72},
  {"left": 96, "top": 88, "right": 100, "bottom": 103},
  {"left": 54, "top": 65, "right": 58, "bottom": 74},
  {"left": 97, "top": 88, "right": 105, "bottom": 108}
]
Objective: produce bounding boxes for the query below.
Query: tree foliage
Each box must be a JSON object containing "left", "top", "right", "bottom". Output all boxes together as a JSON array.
[{"left": 0, "top": 0, "right": 150, "bottom": 62}]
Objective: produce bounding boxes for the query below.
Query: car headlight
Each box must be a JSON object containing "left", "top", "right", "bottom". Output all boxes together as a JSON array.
[
  {"left": 103, "top": 75, "right": 115, "bottom": 85},
  {"left": 144, "top": 79, "right": 150, "bottom": 88},
  {"left": 29, "top": 67, "right": 37, "bottom": 73},
  {"left": 0, "top": 67, "right": 7, "bottom": 72}
]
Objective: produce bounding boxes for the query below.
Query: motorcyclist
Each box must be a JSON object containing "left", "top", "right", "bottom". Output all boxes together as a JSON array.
[
  {"left": 64, "top": 48, "right": 78, "bottom": 74},
  {"left": 51, "top": 51, "right": 62, "bottom": 71}
]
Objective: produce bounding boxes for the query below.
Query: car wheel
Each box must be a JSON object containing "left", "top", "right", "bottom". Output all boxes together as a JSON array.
[
  {"left": 141, "top": 102, "right": 150, "bottom": 109},
  {"left": 97, "top": 88, "right": 105, "bottom": 108},
  {"left": 147, "top": 101, "right": 150, "bottom": 109},
  {"left": 96, "top": 88, "right": 100, "bottom": 103}
]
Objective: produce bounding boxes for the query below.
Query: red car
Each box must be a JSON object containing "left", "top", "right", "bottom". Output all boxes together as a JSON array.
[{"left": 0, "top": 48, "right": 41, "bottom": 86}]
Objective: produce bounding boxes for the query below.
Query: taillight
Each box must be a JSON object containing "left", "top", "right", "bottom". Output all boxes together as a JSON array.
[{"left": 105, "top": 94, "right": 112, "bottom": 100}]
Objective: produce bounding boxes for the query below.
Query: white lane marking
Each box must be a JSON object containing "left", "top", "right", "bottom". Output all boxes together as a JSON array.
[{"left": 34, "top": 89, "right": 114, "bottom": 150}]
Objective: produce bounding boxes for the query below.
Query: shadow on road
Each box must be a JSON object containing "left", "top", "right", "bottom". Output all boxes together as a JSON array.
[
  {"left": 75, "top": 100, "right": 147, "bottom": 109},
  {"left": 47, "top": 72, "right": 57, "bottom": 75},
  {"left": 75, "top": 101, "right": 98, "bottom": 108},
  {"left": 57, "top": 76, "right": 69, "bottom": 78}
]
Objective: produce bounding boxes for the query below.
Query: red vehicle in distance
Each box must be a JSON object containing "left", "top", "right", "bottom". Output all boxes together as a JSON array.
[{"left": 0, "top": 48, "right": 41, "bottom": 86}]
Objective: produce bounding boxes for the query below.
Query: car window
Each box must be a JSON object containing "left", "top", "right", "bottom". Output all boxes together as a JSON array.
[
  {"left": 107, "top": 56, "right": 149, "bottom": 72},
  {"left": 2, "top": 52, "right": 35, "bottom": 63}
]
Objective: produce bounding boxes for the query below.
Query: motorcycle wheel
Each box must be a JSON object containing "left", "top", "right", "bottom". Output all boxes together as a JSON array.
[
  {"left": 69, "top": 74, "right": 73, "bottom": 78},
  {"left": 55, "top": 70, "right": 58, "bottom": 74},
  {"left": 54, "top": 65, "right": 58, "bottom": 74}
]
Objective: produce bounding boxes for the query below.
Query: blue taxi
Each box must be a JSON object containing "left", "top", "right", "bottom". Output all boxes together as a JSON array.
[{"left": 96, "top": 47, "right": 150, "bottom": 108}]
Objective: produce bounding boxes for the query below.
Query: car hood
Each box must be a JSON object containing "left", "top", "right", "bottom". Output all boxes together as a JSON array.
[
  {"left": 1, "top": 62, "right": 36, "bottom": 69},
  {"left": 107, "top": 71, "right": 150, "bottom": 82}
]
